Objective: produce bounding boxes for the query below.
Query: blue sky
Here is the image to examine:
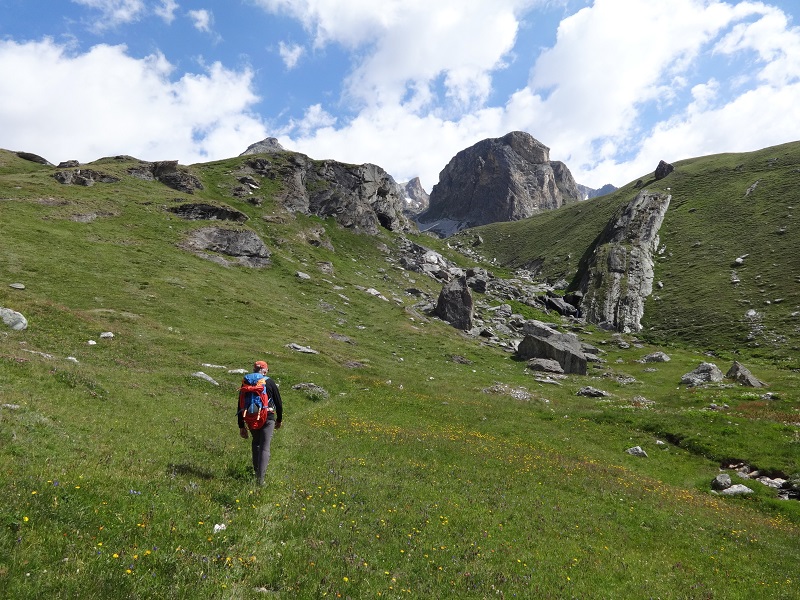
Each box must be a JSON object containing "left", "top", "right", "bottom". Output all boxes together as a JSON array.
[{"left": 1, "top": 0, "right": 799, "bottom": 190}]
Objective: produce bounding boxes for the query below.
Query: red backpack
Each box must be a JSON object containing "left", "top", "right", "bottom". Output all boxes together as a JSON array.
[{"left": 238, "top": 374, "right": 273, "bottom": 430}]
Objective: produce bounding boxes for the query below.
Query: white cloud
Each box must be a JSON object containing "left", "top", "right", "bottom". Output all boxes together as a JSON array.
[
  {"left": 154, "top": 0, "right": 180, "bottom": 24},
  {"left": 0, "top": 38, "right": 266, "bottom": 164},
  {"left": 254, "top": 0, "right": 535, "bottom": 112},
  {"left": 72, "top": 0, "right": 147, "bottom": 29},
  {"left": 188, "top": 9, "right": 213, "bottom": 33},
  {"left": 278, "top": 41, "right": 304, "bottom": 70}
]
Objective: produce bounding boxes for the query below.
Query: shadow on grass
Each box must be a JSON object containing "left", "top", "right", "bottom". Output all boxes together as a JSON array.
[{"left": 168, "top": 462, "right": 215, "bottom": 480}]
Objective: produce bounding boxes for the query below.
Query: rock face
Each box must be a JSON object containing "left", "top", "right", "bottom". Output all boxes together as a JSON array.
[
  {"left": 240, "top": 137, "right": 286, "bottom": 155},
  {"left": 573, "top": 190, "right": 671, "bottom": 333},
  {"left": 416, "top": 131, "right": 581, "bottom": 236},
  {"left": 245, "top": 154, "right": 411, "bottom": 234}
]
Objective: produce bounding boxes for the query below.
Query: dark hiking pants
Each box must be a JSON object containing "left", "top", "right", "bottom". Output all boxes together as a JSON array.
[{"left": 251, "top": 420, "right": 276, "bottom": 485}]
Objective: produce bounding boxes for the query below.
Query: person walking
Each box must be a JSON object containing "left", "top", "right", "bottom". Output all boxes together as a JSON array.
[{"left": 237, "top": 360, "right": 282, "bottom": 485}]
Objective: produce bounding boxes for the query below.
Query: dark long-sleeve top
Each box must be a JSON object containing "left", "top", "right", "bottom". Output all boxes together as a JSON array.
[{"left": 237, "top": 375, "right": 283, "bottom": 428}]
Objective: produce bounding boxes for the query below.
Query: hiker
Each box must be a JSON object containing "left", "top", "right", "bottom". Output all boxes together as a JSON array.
[{"left": 237, "top": 360, "right": 283, "bottom": 485}]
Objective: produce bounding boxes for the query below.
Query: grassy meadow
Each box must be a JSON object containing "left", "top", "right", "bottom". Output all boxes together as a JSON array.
[{"left": 0, "top": 149, "right": 798, "bottom": 599}]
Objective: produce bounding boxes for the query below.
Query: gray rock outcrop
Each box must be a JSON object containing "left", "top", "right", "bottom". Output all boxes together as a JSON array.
[
  {"left": 573, "top": 190, "right": 671, "bottom": 333},
  {"left": 416, "top": 131, "right": 581, "bottom": 236},
  {"left": 245, "top": 154, "right": 411, "bottom": 234},
  {"left": 181, "top": 226, "right": 271, "bottom": 268},
  {"left": 168, "top": 203, "right": 248, "bottom": 222},
  {"left": 434, "top": 276, "right": 474, "bottom": 330}
]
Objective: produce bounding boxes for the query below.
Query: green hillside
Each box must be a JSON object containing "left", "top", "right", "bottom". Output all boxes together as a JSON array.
[
  {"left": 1, "top": 148, "right": 798, "bottom": 599},
  {"left": 456, "top": 142, "right": 800, "bottom": 364}
]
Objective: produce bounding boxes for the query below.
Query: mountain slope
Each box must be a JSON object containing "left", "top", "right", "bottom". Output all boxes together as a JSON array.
[
  {"left": 454, "top": 142, "right": 800, "bottom": 362},
  {"left": 0, "top": 147, "right": 798, "bottom": 599}
]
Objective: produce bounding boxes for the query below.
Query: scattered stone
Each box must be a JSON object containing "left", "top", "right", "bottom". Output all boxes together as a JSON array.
[
  {"left": 330, "top": 332, "right": 354, "bottom": 344},
  {"left": 100, "top": 331, "right": 114, "bottom": 339},
  {"left": 626, "top": 446, "right": 648, "bottom": 457},
  {"left": 192, "top": 371, "right": 219, "bottom": 385},
  {"left": 2, "top": 403, "right": 21, "bottom": 410},
  {"left": 711, "top": 474, "right": 732, "bottom": 491},
  {"left": 228, "top": 368, "right": 248, "bottom": 374},
  {"left": 526, "top": 358, "right": 564, "bottom": 374},
  {"left": 641, "top": 351, "right": 670, "bottom": 363},
  {"left": 720, "top": 484, "right": 754, "bottom": 496},
  {"left": 286, "top": 343, "right": 319, "bottom": 354},
  {"left": 450, "top": 355, "right": 473, "bottom": 364},
  {"left": 291, "top": 382, "right": 329, "bottom": 400},
  {"left": 201, "top": 363, "right": 227, "bottom": 369},
  {"left": 9, "top": 283, "right": 25, "bottom": 290},
  {"left": 343, "top": 361, "right": 366, "bottom": 369},
  {"left": 577, "top": 386, "right": 610, "bottom": 398},
  {"left": 296, "top": 271, "right": 311, "bottom": 280}
]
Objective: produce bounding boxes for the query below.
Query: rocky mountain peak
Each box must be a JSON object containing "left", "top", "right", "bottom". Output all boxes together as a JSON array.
[
  {"left": 416, "top": 131, "right": 581, "bottom": 237},
  {"left": 240, "top": 137, "right": 286, "bottom": 156},
  {"left": 400, "top": 176, "right": 430, "bottom": 215}
]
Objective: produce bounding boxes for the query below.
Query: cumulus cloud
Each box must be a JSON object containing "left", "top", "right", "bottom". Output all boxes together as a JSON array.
[
  {"left": 278, "top": 41, "right": 304, "bottom": 70},
  {"left": 188, "top": 9, "right": 214, "bottom": 33},
  {"left": 154, "top": 0, "right": 180, "bottom": 24},
  {"left": 0, "top": 38, "right": 266, "bottom": 164},
  {"left": 72, "top": 0, "right": 147, "bottom": 29}
]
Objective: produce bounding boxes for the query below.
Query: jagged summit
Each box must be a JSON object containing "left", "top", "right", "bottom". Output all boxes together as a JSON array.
[{"left": 416, "top": 131, "right": 581, "bottom": 237}]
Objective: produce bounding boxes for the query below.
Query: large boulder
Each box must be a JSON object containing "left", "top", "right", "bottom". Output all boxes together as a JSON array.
[
  {"left": 416, "top": 131, "right": 581, "bottom": 236},
  {"left": 0, "top": 307, "right": 28, "bottom": 331},
  {"left": 573, "top": 190, "right": 671, "bottom": 333},
  {"left": 516, "top": 325, "right": 588, "bottom": 375},
  {"left": 433, "top": 276, "right": 474, "bottom": 330},
  {"left": 680, "top": 362, "right": 724, "bottom": 387},
  {"left": 726, "top": 361, "right": 766, "bottom": 387}
]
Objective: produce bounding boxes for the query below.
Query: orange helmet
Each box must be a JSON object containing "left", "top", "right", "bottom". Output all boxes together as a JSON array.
[{"left": 254, "top": 360, "right": 268, "bottom": 370}]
